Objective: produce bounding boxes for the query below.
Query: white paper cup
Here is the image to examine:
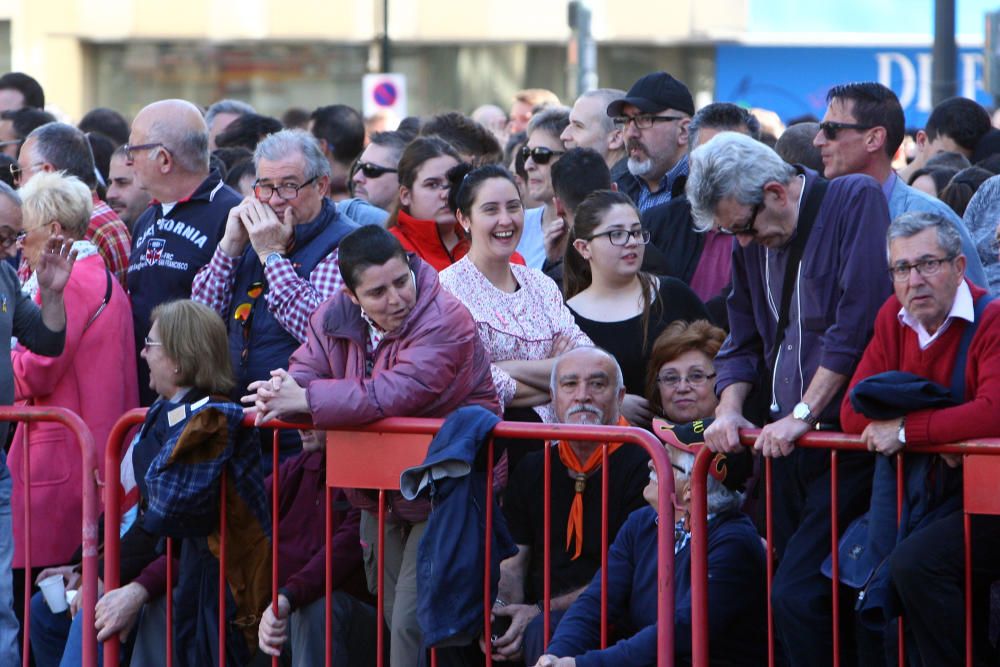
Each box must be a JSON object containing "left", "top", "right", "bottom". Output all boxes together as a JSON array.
[{"left": 39, "top": 574, "right": 67, "bottom": 613}]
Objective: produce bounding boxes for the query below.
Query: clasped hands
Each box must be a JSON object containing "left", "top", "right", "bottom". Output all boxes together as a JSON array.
[{"left": 242, "top": 368, "right": 308, "bottom": 425}]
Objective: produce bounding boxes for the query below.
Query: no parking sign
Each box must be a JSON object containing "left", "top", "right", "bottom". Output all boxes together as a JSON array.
[{"left": 362, "top": 73, "right": 408, "bottom": 119}]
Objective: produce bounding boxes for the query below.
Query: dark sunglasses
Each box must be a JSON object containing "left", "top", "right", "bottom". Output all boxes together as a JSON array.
[
  {"left": 520, "top": 146, "right": 565, "bottom": 165},
  {"left": 818, "top": 121, "right": 876, "bottom": 141},
  {"left": 357, "top": 162, "right": 398, "bottom": 179}
]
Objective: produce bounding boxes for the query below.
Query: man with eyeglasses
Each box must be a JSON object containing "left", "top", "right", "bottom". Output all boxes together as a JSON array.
[
  {"left": 840, "top": 212, "right": 1000, "bottom": 665},
  {"left": 606, "top": 72, "right": 694, "bottom": 213},
  {"left": 688, "top": 132, "right": 892, "bottom": 667},
  {"left": 16, "top": 122, "right": 132, "bottom": 288},
  {"left": 814, "top": 82, "right": 989, "bottom": 289},
  {"left": 639, "top": 102, "right": 761, "bottom": 324},
  {"left": 0, "top": 107, "right": 55, "bottom": 161},
  {"left": 192, "top": 128, "right": 357, "bottom": 468},
  {"left": 126, "top": 98, "right": 242, "bottom": 405}
]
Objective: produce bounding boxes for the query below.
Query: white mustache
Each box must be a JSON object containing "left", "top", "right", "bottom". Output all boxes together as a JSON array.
[{"left": 567, "top": 404, "right": 604, "bottom": 420}]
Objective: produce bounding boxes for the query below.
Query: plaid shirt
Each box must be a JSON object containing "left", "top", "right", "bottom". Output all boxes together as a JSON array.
[
  {"left": 16, "top": 195, "right": 131, "bottom": 287},
  {"left": 635, "top": 154, "right": 689, "bottom": 213},
  {"left": 191, "top": 244, "right": 345, "bottom": 344}
]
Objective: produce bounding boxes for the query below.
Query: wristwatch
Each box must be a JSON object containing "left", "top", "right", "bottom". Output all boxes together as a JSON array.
[
  {"left": 792, "top": 401, "right": 818, "bottom": 426},
  {"left": 264, "top": 251, "right": 284, "bottom": 267},
  {"left": 897, "top": 417, "right": 907, "bottom": 445}
]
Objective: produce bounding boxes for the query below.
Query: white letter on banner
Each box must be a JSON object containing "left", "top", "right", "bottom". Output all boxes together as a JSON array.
[
  {"left": 961, "top": 53, "right": 984, "bottom": 100},
  {"left": 877, "top": 52, "right": 916, "bottom": 109}
]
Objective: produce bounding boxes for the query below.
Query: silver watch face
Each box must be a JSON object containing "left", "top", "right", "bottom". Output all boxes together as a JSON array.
[{"left": 793, "top": 403, "right": 810, "bottom": 420}]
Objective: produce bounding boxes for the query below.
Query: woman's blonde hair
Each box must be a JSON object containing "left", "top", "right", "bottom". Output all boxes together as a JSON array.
[
  {"left": 19, "top": 170, "right": 93, "bottom": 239},
  {"left": 150, "top": 300, "right": 234, "bottom": 395}
]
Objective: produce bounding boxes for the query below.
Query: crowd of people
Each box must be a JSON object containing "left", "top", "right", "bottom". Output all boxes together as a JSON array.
[{"left": 0, "top": 65, "right": 996, "bottom": 666}]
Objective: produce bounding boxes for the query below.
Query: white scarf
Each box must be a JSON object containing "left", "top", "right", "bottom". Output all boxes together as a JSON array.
[{"left": 22, "top": 239, "right": 101, "bottom": 300}]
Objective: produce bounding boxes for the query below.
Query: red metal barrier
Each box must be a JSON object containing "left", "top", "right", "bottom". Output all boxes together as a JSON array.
[
  {"left": 687, "top": 428, "right": 1000, "bottom": 667},
  {"left": 103, "top": 412, "right": 676, "bottom": 666},
  {"left": 0, "top": 405, "right": 101, "bottom": 667}
]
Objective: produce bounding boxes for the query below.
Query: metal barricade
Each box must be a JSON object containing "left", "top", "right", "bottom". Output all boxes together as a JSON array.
[
  {"left": 103, "top": 412, "right": 676, "bottom": 666},
  {"left": 0, "top": 405, "right": 101, "bottom": 667},
  {"left": 687, "top": 428, "right": 1000, "bottom": 667}
]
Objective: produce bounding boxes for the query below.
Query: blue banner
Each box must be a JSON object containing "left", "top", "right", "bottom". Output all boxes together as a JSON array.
[{"left": 715, "top": 45, "right": 993, "bottom": 128}]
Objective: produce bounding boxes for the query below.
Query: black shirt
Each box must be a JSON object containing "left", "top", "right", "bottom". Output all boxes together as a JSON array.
[
  {"left": 503, "top": 444, "right": 650, "bottom": 600},
  {"left": 569, "top": 276, "right": 709, "bottom": 395}
]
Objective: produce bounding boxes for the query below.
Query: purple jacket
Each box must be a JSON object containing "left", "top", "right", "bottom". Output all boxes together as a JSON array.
[
  {"left": 716, "top": 171, "right": 893, "bottom": 424},
  {"left": 288, "top": 255, "right": 500, "bottom": 521}
]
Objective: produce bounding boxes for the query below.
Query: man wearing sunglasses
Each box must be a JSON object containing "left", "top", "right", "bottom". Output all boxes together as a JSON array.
[
  {"left": 606, "top": 72, "right": 694, "bottom": 213},
  {"left": 814, "top": 82, "right": 988, "bottom": 289},
  {"left": 688, "top": 132, "right": 893, "bottom": 667},
  {"left": 343, "top": 129, "right": 406, "bottom": 222},
  {"left": 126, "top": 98, "right": 243, "bottom": 405}
]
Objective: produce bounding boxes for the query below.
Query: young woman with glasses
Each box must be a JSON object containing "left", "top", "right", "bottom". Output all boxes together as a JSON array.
[{"left": 564, "top": 190, "right": 708, "bottom": 428}]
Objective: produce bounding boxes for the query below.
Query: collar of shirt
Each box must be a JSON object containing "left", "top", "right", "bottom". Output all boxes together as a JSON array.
[
  {"left": 643, "top": 153, "right": 689, "bottom": 198},
  {"left": 881, "top": 171, "right": 899, "bottom": 202},
  {"left": 360, "top": 309, "right": 387, "bottom": 354},
  {"left": 897, "top": 279, "right": 974, "bottom": 350}
]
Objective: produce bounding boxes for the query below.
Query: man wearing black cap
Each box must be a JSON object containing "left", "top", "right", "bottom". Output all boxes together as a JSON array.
[
  {"left": 535, "top": 419, "right": 766, "bottom": 667},
  {"left": 607, "top": 72, "right": 695, "bottom": 213}
]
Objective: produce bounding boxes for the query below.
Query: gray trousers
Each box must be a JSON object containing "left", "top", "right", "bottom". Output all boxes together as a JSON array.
[
  {"left": 129, "top": 596, "right": 167, "bottom": 667},
  {"left": 360, "top": 510, "right": 427, "bottom": 667}
]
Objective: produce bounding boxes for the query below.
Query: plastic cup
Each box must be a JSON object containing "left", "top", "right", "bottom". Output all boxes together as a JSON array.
[{"left": 39, "top": 574, "right": 68, "bottom": 613}]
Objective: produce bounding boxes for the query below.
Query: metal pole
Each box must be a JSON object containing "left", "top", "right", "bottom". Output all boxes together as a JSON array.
[
  {"left": 577, "top": 1, "right": 597, "bottom": 96},
  {"left": 381, "top": 0, "right": 391, "bottom": 73},
  {"left": 932, "top": 0, "right": 957, "bottom": 105}
]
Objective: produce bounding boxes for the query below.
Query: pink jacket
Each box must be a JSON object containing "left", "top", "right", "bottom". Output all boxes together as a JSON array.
[
  {"left": 289, "top": 255, "right": 499, "bottom": 521},
  {"left": 10, "top": 254, "right": 139, "bottom": 567}
]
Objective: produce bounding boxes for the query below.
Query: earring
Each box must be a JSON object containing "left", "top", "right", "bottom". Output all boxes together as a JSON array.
[{"left": 173, "top": 367, "right": 180, "bottom": 374}]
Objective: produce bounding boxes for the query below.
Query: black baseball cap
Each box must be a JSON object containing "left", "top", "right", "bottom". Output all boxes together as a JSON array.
[
  {"left": 607, "top": 72, "right": 695, "bottom": 118},
  {"left": 651, "top": 417, "right": 753, "bottom": 493}
]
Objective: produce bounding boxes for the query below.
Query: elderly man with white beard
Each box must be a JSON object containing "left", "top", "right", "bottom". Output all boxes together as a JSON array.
[{"left": 485, "top": 346, "right": 651, "bottom": 666}]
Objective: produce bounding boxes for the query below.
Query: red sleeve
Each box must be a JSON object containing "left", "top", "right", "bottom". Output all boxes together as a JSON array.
[
  {"left": 131, "top": 554, "right": 175, "bottom": 598},
  {"left": 840, "top": 298, "right": 899, "bottom": 434}
]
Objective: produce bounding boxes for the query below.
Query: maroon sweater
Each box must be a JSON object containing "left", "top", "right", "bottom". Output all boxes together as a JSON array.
[
  {"left": 841, "top": 281, "right": 1000, "bottom": 446},
  {"left": 133, "top": 450, "right": 368, "bottom": 610}
]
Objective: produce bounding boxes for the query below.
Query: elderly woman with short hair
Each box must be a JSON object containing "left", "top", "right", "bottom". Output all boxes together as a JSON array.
[{"left": 10, "top": 170, "right": 138, "bottom": 573}]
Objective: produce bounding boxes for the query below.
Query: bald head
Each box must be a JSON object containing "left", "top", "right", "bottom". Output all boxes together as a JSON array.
[{"left": 130, "top": 99, "right": 209, "bottom": 176}]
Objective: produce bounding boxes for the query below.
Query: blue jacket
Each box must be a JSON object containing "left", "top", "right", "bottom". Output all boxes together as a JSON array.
[
  {"left": 227, "top": 198, "right": 357, "bottom": 394},
  {"left": 886, "top": 174, "right": 989, "bottom": 289},
  {"left": 546, "top": 507, "right": 767, "bottom": 667},
  {"left": 399, "top": 405, "right": 518, "bottom": 648},
  {"left": 716, "top": 170, "right": 893, "bottom": 424},
  {"left": 128, "top": 171, "right": 241, "bottom": 404}
]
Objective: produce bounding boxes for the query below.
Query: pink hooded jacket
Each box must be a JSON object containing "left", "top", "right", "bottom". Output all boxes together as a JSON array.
[{"left": 289, "top": 255, "right": 499, "bottom": 521}]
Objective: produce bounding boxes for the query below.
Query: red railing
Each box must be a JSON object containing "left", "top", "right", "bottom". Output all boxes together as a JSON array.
[
  {"left": 102, "top": 412, "right": 677, "bottom": 666},
  {"left": 0, "top": 405, "right": 101, "bottom": 667},
  {"left": 687, "top": 429, "right": 1000, "bottom": 667}
]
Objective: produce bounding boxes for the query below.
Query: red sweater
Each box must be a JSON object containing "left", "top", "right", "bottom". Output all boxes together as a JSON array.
[{"left": 840, "top": 281, "right": 1000, "bottom": 447}]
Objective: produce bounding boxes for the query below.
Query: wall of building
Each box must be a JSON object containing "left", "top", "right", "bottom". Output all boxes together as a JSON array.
[{"left": 2, "top": 0, "right": 743, "bottom": 120}]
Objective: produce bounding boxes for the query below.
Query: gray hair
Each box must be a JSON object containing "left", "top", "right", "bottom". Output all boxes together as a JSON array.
[
  {"left": 887, "top": 211, "right": 963, "bottom": 260},
  {"left": 688, "top": 102, "right": 761, "bottom": 151},
  {"left": 148, "top": 119, "right": 209, "bottom": 174},
  {"left": 578, "top": 89, "right": 626, "bottom": 135},
  {"left": 28, "top": 122, "right": 97, "bottom": 189},
  {"left": 253, "top": 129, "right": 331, "bottom": 181},
  {"left": 527, "top": 106, "right": 571, "bottom": 140},
  {"left": 204, "top": 99, "right": 255, "bottom": 129},
  {"left": 549, "top": 345, "right": 625, "bottom": 397},
  {"left": 687, "top": 132, "right": 796, "bottom": 233},
  {"left": 19, "top": 170, "right": 93, "bottom": 239},
  {"left": 0, "top": 181, "right": 20, "bottom": 208},
  {"left": 671, "top": 450, "right": 745, "bottom": 515}
]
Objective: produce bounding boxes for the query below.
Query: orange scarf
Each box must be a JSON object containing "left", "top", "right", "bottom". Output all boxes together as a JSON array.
[{"left": 556, "top": 415, "right": 629, "bottom": 560}]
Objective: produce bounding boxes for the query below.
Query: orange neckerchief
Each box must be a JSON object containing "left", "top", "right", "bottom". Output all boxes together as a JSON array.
[{"left": 556, "top": 415, "right": 629, "bottom": 560}]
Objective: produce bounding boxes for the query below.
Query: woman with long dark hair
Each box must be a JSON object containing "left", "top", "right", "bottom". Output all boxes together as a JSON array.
[{"left": 563, "top": 190, "right": 707, "bottom": 427}]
